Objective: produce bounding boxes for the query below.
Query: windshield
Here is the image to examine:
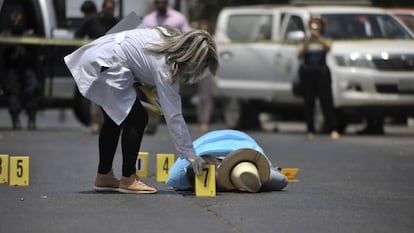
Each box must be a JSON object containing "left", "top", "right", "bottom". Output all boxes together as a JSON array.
[
  {"left": 321, "top": 14, "right": 413, "bottom": 39},
  {"left": 393, "top": 13, "right": 414, "bottom": 33}
]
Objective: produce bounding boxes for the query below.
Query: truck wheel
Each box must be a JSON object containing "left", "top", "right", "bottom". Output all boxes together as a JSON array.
[
  {"left": 72, "top": 88, "right": 91, "bottom": 126},
  {"left": 224, "top": 99, "right": 261, "bottom": 130}
]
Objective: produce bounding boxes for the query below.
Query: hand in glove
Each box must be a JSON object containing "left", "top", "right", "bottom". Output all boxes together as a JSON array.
[{"left": 187, "top": 156, "right": 205, "bottom": 175}]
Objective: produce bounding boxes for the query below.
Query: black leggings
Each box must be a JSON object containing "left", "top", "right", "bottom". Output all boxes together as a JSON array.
[
  {"left": 98, "top": 99, "right": 148, "bottom": 177},
  {"left": 5, "top": 68, "right": 39, "bottom": 117},
  {"left": 300, "top": 66, "right": 336, "bottom": 133}
]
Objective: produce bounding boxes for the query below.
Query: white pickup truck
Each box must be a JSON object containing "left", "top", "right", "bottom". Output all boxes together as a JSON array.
[{"left": 214, "top": 5, "right": 414, "bottom": 131}]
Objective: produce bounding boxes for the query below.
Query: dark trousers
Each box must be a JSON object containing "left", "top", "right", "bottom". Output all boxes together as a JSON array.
[
  {"left": 4, "top": 68, "right": 38, "bottom": 118},
  {"left": 300, "top": 66, "right": 336, "bottom": 133},
  {"left": 98, "top": 98, "right": 148, "bottom": 177}
]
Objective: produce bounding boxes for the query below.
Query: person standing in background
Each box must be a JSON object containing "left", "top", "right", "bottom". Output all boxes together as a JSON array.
[
  {"left": 75, "top": 0, "right": 118, "bottom": 39},
  {"left": 143, "top": 0, "right": 191, "bottom": 33},
  {"left": 1, "top": 9, "right": 39, "bottom": 130},
  {"left": 142, "top": 0, "right": 192, "bottom": 134},
  {"left": 75, "top": 0, "right": 119, "bottom": 134},
  {"left": 79, "top": 0, "right": 97, "bottom": 19},
  {"left": 297, "top": 16, "right": 340, "bottom": 140},
  {"left": 196, "top": 20, "right": 215, "bottom": 133}
]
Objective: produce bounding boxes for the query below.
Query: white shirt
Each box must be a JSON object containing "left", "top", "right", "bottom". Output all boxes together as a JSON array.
[{"left": 64, "top": 27, "right": 197, "bottom": 159}]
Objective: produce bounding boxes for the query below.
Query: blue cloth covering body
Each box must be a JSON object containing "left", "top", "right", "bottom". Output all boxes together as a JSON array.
[{"left": 166, "top": 129, "right": 273, "bottom": 190}]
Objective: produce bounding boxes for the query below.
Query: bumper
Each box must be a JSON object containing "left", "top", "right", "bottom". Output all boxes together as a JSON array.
[{"left": 331, "top": 67, "right": 414, "bottom": 107}]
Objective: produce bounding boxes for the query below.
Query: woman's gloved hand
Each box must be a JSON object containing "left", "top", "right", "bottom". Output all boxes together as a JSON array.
[{"left": 187, "top": 156, "right": 205, "bottom": 175}]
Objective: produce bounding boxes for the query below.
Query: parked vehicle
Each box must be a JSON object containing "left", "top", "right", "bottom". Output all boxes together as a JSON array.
[{"left": 214, "top": 5, "right": 414, "bottom": 131}]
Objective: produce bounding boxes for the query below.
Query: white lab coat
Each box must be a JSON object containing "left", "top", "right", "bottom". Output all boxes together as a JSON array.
[{"left": 64, "top": 27, "right": 196, "bottom": 159}]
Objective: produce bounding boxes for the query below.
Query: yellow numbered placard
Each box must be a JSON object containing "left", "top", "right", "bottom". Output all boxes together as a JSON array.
[
  {"left": 281, "top": 168, "right": 299, "bottom": 183},
  {"left": 156, "top": 153, "right": 174, "bottom": 182},
  {"left": 136, "top": 152, "right": 149, "bottom": 177},
  {"left": 195, "top": 165, "right": 216, "bottom": 197},
  {"left": 0, "top": 154, "right": 9, "bottom": 184},
  {"left": 9, "top": 156, "right": 29, "bottom": 186}
]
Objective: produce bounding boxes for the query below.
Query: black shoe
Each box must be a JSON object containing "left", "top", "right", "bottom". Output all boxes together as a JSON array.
[
  {"left": 28, "top": 118, "right": 37, "bottom": 130},
  {"left": 12, "top": 117, "right": 22, "bottom": 130}
]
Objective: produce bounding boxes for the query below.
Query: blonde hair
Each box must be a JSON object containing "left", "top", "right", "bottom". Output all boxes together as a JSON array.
[{"left": 147, "top": 26, "right": 219, "bottom": 84}]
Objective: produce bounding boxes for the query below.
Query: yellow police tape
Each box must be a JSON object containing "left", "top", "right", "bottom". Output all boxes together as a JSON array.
[
  {"left": 0, "top": 36, "right": 92, "bottom": 46},
  {"left": 0, "top": 36, "right": 165, "bottom": 115}
]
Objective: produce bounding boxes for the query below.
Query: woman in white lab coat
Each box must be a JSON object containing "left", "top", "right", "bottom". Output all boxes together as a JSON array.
[{"left": 64, "top": 25, "right": 218, "bottom": 194}]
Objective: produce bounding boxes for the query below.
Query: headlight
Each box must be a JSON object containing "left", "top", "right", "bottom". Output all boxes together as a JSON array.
[{"left": 334, "top": 52, "right": 375, "bottom": 68}]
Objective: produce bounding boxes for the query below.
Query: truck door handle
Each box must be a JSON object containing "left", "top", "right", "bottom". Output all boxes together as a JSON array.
[
  {"left": 220, "top": 51, "right": 234, "bottom": 61},
  {"left": 275, "top": 53, "right": 283, "bottom": 59}
]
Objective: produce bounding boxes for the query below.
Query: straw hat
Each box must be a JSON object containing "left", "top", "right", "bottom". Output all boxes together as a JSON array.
[
  {"left": 230, "top": 162, "right": 262, "bottom": 192},
  {"left": 217, "top": 148, "right": 270, "bottom": 192}
]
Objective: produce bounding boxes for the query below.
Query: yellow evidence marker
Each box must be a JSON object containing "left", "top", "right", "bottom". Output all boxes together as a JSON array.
[
  {"left": 156, "top": 153, "right": 175, "bottom": 182},
  {"left": 136, "top": 152, "right": 149, "bottom": 177},
  {"left": 9, "top": 156, "right": 29, "bottom": 186},
  {"left": 281, "top": 168, "right": 299, "bottom": 183},
  {"left": 0, "top": 154, "right": 9, "bottom": 184},
  {"left": 195, "top": 165, "right": 216, "bottom": 197}
]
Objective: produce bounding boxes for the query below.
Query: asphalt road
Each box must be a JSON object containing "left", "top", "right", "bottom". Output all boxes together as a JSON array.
[{"left": 0, "top": 109, "right": 413, "bottom": 233}]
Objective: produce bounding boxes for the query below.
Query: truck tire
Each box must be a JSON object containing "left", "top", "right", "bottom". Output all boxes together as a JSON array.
[
  {"left": 72, "top": 88, "right": 91, "bottom": 126},
  {"left": 224, "top": 99, "right": 261, "bottom": 130}
]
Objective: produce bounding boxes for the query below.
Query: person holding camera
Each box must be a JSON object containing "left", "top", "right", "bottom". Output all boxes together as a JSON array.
[{"left": 298, "top": 16, "right": 339, "bottom": 140}]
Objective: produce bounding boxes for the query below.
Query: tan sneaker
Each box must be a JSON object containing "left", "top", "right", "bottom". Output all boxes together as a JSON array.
[
  {"left": 330, "top": 131, "right": 340, "bottom": 140},
  {"left": 93, "top": 171, "right": 120, "bottom": 192},
  {"left": 118, "top": 174, "right": 157, "bottom": 194},
  {"left": 307, "top": 132, "right": 315, "bottom": 140}
]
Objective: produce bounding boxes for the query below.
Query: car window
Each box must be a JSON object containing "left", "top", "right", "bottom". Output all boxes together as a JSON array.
[
  {"left": 322, "top": 13, "right": 412, "bottom": 39},
  {"left": 227, "top": 14, "right": 273, "bottom": 42},
  {"left": 394, "top": 14, "right": 414, "bottom": 33},
  {"left": 284, "top": 15, "right": 305, "bottom": 40}
]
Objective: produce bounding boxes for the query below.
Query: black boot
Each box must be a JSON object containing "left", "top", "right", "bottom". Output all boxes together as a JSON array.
[
  {"left": 12, "top": 115, "right": 22, "bottom": 130},
  {"left": 27, "top": 111, "right": 37, "bottom": 130}
]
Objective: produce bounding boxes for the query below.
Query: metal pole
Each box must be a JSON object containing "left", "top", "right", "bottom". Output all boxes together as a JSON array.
[{"left": 118, "top": 0, "right": 123, "bottom": 18}]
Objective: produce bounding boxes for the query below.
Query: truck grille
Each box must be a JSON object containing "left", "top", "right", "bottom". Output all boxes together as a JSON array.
[
  {"left": 372, "top": 55, "right": 414, "bottom": 71},
  {"left": 376, "top": 84, "right": 414, "bottom": 94}
]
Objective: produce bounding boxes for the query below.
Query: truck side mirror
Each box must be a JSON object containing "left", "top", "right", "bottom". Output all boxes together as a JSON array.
[{"left": 286, "top": 31, "right": 305, "bottom": 41}]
